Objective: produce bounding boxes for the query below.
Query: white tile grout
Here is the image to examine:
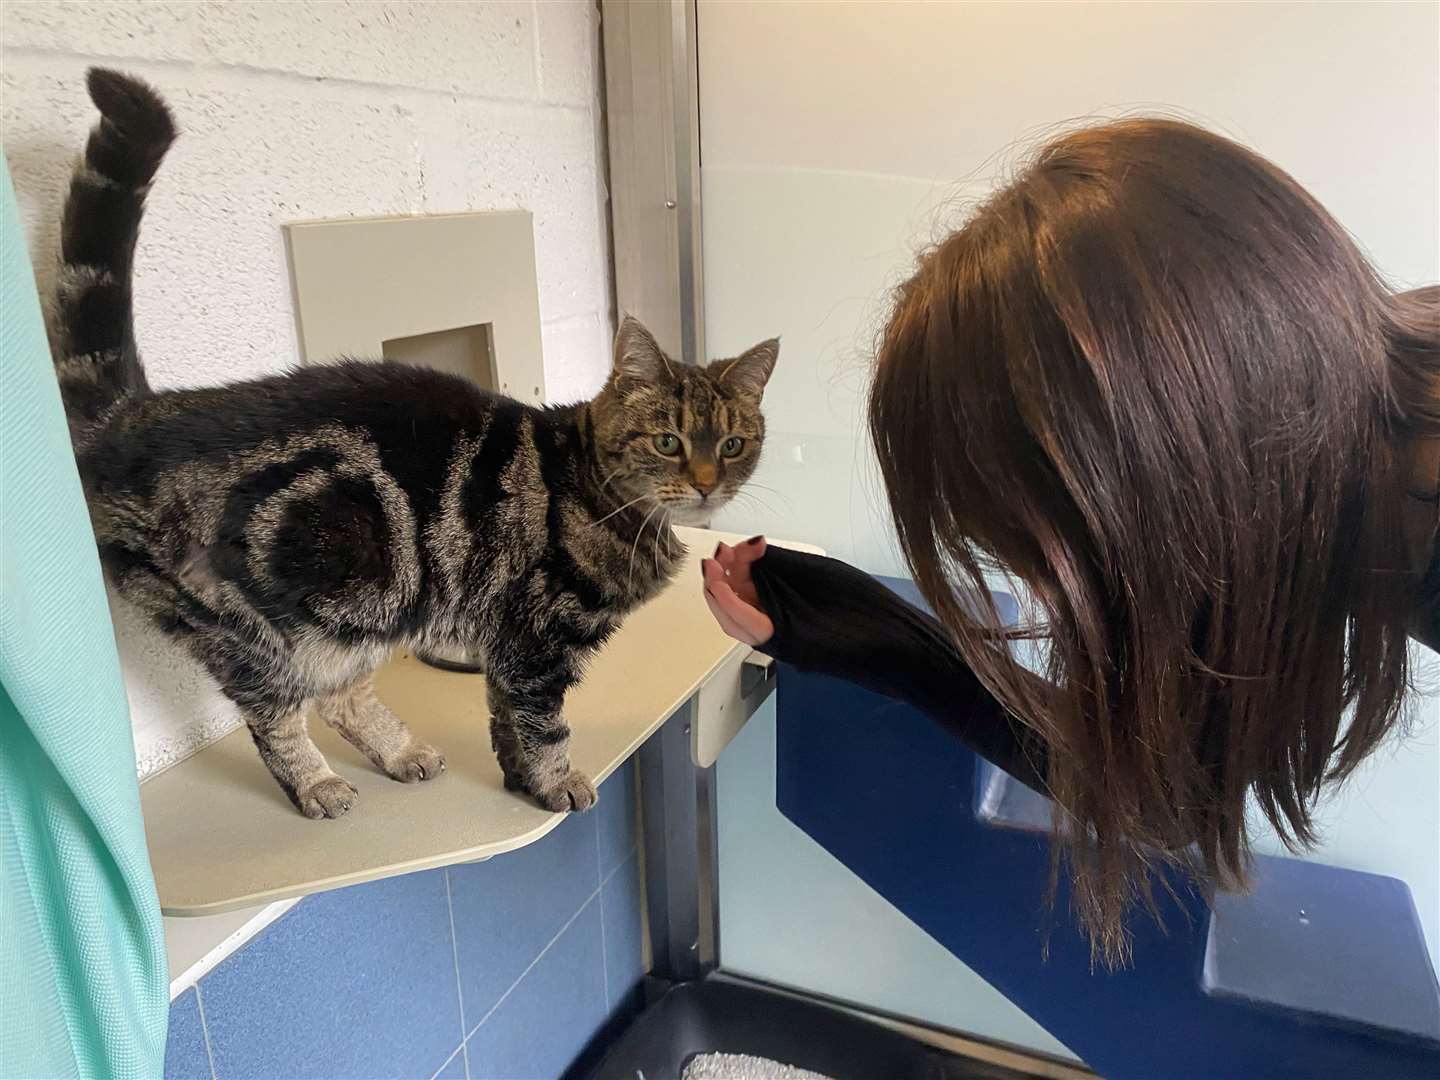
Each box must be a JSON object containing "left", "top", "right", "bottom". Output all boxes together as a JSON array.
[
  {"left": 461, "top": 783, "right": 640, "bottom": 1044},
  {"left": 429, "top": 1041, "right": 464, "bottom": 1080},
  {"left": 177, "top": 838, "right": 640, "bottom": 1079},
  {"left": 601, "top": 845, "right": 639, "bottom": 890},
  {"left": 464, "top": 882, "right": 604, "bottom": 1043},
  {"left": 595, "top": 816, "right": 611, "bottom": 1012},
  {"left": 443, "top": 869, "right": 469, "bottom": 1046},
  {"left": 0, "top": 47, "right": 585, "bottom": 113},
  {"left": 173, "top": 846, "right": 643, "bottom": 1078},
  {"left": 193, "top": 983, "right": 218, "bottom": 1080}
]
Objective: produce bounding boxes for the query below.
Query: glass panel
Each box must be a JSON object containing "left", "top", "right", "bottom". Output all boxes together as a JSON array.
[{"left": 698, "top": 0, "right": 1438, "bottom": 1058}]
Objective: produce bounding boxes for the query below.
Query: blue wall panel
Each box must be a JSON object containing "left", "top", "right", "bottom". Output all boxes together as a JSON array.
[
  {"left": 164, "top": 762, "right": 643, "bottom": 1080},
  {"left": 774, "top": 581, "right": 1440, "bottom": 1078}
]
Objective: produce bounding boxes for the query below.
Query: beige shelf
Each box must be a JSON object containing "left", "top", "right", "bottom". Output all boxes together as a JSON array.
[{"left": 142, "top": 526, "right": 802, "bottom": 917}]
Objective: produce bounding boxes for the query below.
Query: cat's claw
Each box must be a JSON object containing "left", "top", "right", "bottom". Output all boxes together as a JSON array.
[
  {"left": 388, "top": 742, "right": 445, "bottom": 783},
  {"left": 298, "top": 775, "right": 359, "bottom": 819},
  {"left": 538, "top": 770, "right": 597, "bottom": 813}
]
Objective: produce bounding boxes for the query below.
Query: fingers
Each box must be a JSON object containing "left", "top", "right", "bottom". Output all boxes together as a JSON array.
[
  {"left": 708, "top": 539, "right": 760, "bottom": 605},
  {"left": 701, "top": 558, "right": 773, "bottom": 645},
  {"left": 702, "top": 554, "right": 724, "bottom": 587},
  {"left": 732, "top": 535, "right": 767, "bottom": 566},
  {"left": 702, "top": 585, "right": 753, "bottom": 644},
  {"left": 713, "top": 535, "right": 767, "bottom": 572},
  {"left": 713, "top": 541, "right": 737, "bottom": 572},
  {"left": 705, "top": 579, "right": 771, "bottom": 645}
]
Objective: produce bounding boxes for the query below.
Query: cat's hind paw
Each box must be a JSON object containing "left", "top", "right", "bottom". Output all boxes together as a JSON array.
[
  {"left": 387, "top": 742, "right": 446, "bottom": 783},
  {"left": 537, "top": 770, "right": 597, "bottom": 813},
  {"left": 298, "top": 774, "right": 359, "bottom": 819}
]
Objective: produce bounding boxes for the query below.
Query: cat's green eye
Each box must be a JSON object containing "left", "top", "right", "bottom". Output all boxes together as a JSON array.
[
  {"left": 652, "top": 433, "right": 682, "bottom": 456},
  {"left": 720, "top": 436, "right": 745, "bottom": 458}
]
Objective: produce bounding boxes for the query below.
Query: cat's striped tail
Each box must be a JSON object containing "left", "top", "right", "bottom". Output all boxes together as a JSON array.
[{"left": 53, "top": 68, "right": 175, "bottom": 439}]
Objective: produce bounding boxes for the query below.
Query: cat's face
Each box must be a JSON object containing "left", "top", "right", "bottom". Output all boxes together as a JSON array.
[{"left": 589, "top": 317, "right": 777, "bottom": 526}]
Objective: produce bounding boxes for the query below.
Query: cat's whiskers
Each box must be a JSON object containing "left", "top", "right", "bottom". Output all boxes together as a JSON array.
[
  {"left": 735, "top": 480, "right": 792, "bottom": 512},
  {"left": 735, "top": 486, "right": 785, "bottom": 517},
  {"left": 627, "top": 503, "right": 664, "bottom": 593},
  {"left": 723, "top": 489, "right": 764, "bottom": 516},
  {"left": 738, "top": 479, "right": 785, "bottom": 498},
  {"left": 589, "top": 494, "right": 649, "bottom": 528},
  {"left": 653, "top": 508, "right": 678, "bottom": 577},
  {"left": 597, "top": 465, "right": 632, "bottom": 497}
]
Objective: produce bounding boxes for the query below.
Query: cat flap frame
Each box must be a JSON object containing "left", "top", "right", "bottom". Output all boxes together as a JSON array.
[{"left": 284, "top": 211, "right": 546, "bottom": 405}]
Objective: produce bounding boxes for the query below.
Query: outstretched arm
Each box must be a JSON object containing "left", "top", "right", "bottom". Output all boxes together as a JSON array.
[{"left": 702, "top": 539, "right": 1048, "bottom": 792}]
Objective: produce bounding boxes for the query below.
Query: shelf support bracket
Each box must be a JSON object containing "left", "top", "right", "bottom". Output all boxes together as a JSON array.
[{"left": 637, "top": 699, "right": 720, "bottom": 983}]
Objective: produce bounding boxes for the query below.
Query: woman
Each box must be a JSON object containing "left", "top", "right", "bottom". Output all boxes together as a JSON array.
[{"left": 701, "top": 119, "right": 1438, "bottom": 965}]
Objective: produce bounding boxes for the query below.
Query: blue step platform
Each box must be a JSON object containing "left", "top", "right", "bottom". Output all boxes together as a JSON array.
[{"left": 774, "top": 576, "right": 1440, "bottom": 1079}]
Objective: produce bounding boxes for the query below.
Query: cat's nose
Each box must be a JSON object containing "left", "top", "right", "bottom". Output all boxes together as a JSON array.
[{"left": 691, "top": 463, "right": 719, "bottom": 497}]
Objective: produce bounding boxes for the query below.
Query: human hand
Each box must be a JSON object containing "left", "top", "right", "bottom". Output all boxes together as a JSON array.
[{"left": 700, "top": 536, "right": 774, "bottom": 646}]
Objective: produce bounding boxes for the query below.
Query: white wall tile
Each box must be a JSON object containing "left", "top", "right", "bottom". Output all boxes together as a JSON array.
[
  {"left": 195, "top": 1, "right": 538, "bottom": 101},
  {"left": 413, "top": 97, "right": 609, "bottom": 322},
  {"left": 535, "top": 0, "right": 598, "bottom": 107},
  {"left": 542, "top": 312, "right": 613, "bottom": 404},
  {"left": 1, "top": 0, "right": 200, "bottom": 60}
]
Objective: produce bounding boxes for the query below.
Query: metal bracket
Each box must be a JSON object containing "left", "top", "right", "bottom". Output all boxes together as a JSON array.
[
  {"left": 637, "top": 651, "right": 778, "bottom": 983},
  {"left": 637, "top": 699, "right": 720, "bottom": 982},
  {"left": 740, "top": 652, "right": 776, "bottom": 699}
]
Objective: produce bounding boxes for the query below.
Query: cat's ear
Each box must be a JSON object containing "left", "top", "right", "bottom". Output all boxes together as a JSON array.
[
  {"left": 611, "top": 315, "right": 676, "bottom": 391},
  {"left": 711, "top": 338, "right": 779, "bottom": 399}
]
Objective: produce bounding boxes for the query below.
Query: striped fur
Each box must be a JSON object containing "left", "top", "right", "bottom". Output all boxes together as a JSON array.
[
  {"left": 54, "top": 69, "right": 778, "bottom": 818},
  {"left": 53, "top": 68, "right": 175, "bottom": 445}
]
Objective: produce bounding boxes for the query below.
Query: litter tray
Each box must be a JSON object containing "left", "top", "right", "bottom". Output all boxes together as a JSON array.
[{"left": 587, "top": 979, "right": 1031, "bottom": 1080}]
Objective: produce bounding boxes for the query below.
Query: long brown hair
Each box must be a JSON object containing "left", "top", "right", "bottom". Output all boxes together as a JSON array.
[{"left": 869, "top": 118, "right": 1439, "bottom": 965}]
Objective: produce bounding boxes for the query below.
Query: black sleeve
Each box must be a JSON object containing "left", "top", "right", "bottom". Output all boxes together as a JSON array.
[
  {"left": 1413, "top": 548, "right": 1440, "bottom": 654},
  {"left": 1407, "top": 493, "right": 1440, "bottom": 653},
  {"left": 749, "top": 545, "right": 1049, "bottom": 793}
]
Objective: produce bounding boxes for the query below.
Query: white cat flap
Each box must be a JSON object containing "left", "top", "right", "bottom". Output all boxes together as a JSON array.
[{"left": 284, "top": 211, "right": 546, "bottom": 405}]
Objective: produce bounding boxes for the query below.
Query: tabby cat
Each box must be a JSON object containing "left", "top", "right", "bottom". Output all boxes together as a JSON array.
[{"left": 52, "top": 69, "right": 778, "bottom": 818}]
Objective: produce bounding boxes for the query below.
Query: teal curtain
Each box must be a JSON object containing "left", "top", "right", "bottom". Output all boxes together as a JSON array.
[{"left": 0, "top": 158, "right": 167, "bottom": 1077}]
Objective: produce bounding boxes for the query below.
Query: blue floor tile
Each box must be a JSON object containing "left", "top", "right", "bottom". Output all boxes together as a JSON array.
[
  {"left": 448, "top": 809, "right": 600, "bottom": 1027},
  {"left": 601, "top": 853, "right": 645, "bottom": 1008},
  {"left": 433, "top": 1045, "right": 467, "bottom": 1079},
  {"left": 467, "top": 899, "right": 608, "bottom": 1080},
  {"left": 200, "top": 870, "right": 462, "bottom": 1079},
  {"left": 164, "top": 988, "right": 211, "bottom": 1080},
  {"left": 595, "top": 760, "right": 638, "bottom": 877}
]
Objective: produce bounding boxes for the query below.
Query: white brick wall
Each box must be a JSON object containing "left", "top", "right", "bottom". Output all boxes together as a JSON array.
[{"left": 1, "top": 0, "right": 615, "bottom": 775}]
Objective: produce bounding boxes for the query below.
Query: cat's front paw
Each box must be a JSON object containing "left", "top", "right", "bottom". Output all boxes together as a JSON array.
[
  {"left": 536, "top": 769, "right": 597, "bottom": 813},
  {"left": 297, "top": 774, "right": 359, "bottom": 819},
  {"left": 387, "top": 742, "right": 446, "bottom": 783}
]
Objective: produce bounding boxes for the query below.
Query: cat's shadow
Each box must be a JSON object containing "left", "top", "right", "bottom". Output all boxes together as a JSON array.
[
  {"left": 187, "top": 736, "right": 293, "bottom": 811},
  {"left": 7, "top": 134, "right": 74, "bottom": 303}
]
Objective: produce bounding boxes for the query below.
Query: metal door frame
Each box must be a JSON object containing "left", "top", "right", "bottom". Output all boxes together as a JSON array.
[{"left": 598, "top": 7, "right": 1087, "bottom": 1076}]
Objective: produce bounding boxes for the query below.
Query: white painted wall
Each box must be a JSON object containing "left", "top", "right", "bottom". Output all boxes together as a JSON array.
[
  {"left": 1, "top": 0, "right": 615, "bottom": 776},
  {"left": 700, "top": 0, "right": 1440, "bottom": 1057}
]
